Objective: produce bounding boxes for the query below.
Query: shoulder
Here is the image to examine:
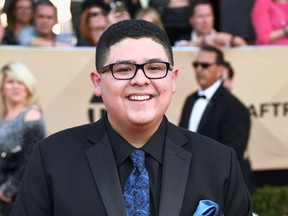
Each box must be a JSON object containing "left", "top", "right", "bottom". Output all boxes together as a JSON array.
[
  {"left": 19, "top": 26, "right": 35, "bottom": 35},
  {"left": 77, "top": 38, "right": 91, "bottom": 46},
  {"left": 184, "top": 91, "right": 197, "bottom": 102},
  {"left": 24, "top": 107, "right": 43, "bottom": 122},
  {"left": 35, "top": 123, "right": 97, "bottom": 161},
  {"left": 168, "top": 122, "right": 232, "bottom": 154},
  {"left": 55, "top": 33, "right": 72, "bottom": 44},
  {"left": 18, "top": 26, "right": 36, "bottom": 45},
  {"left": 40, "top": 118, "right": 105, "bottom": 149},
  {"left": 253, "top": 0, "right": 272, "bottom": 8},
  {"left": 215, "top": 87, "right": 249, "bottom": 114}
]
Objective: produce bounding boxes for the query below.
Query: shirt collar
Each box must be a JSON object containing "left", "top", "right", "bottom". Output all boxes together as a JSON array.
[
  {"left": 105, "top": 115, "right": 166, "bottom": 166},
  {"left": 198, "top": 79, "right": 222, "bottom": 100},
  {"left": 191, "top": 29, "right": 217, "bottom": 41}
]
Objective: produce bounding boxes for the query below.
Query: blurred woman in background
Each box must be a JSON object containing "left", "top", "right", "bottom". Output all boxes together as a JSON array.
[
  {"left": 1, "top": 0, "right": 34, "bottom": 45},
  {"left": 0, "top": 61, "right": 46, "bottom": 215},
  {"left": 134, "top": 6, "right": 165, "bottom": 30},
  {"left": 77, "top": 1, "right": 110, "bottom": 46},
  {"left": 77, "top": 0, "right": 130, "bottom": 46}
]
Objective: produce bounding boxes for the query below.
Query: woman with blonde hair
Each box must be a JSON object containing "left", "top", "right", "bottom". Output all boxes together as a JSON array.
[
  {"left": 0, "top": 61, "right": 46, "bottom": 215},
  {"left": 134, "top": 7, "right": 165, "bottom": 30}
]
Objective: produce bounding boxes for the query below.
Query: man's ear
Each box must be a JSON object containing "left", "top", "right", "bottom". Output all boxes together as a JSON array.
[
  {"left": 217, "top": 65, "right": 225, "bottom": 79},
  {"left": 90, "top": 70, "right": 102, "bottom": 96},
  {"left": 172, "top": 67, "right": 178, "bottom": 94}
]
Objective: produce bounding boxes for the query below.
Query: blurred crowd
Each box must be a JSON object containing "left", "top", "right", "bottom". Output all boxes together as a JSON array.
[{"left": 0, "top": 0, "right": 287, "bottom": 47}]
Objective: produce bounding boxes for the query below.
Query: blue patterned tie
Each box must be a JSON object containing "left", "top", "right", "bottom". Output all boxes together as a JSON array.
[{"left": 123, "top": 149, "right": 150, "bottom": 215}]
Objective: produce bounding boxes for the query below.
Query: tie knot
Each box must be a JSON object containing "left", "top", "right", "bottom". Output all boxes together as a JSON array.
[{"left": 130, "top": 149, "right": 145, "bottom": 171}]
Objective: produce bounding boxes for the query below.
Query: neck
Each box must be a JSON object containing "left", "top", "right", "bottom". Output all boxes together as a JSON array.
[
  {"left": 90, "top": 29, "right": 105, "bottom": 44},
  {"left": 38, "top": 32, "right": 55, "bottom": 40},
  {"left": 110, "top": 119, "right": 162, "bottom": 148},
  {"left": 4, "top": 103, "right": 26, "bottom": 120}
]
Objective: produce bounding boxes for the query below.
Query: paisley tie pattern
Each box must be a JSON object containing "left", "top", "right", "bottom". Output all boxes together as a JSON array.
[{"left": 123, "top": 149, "right": 150, "bottom": 215}]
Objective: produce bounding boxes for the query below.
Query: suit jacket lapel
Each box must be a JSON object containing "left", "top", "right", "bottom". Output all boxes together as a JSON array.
[
  {"left": 159, "top": 123, "right": 192, "bottom": 216},
  {"left": 197, "top": 86, "right": 223, "bottom": 132},
  {"left": 197, "top": 99, "right": 213, "bottom": 132},
  {"left": 85, "top": 122, "right": 126, "bottom": 216}
]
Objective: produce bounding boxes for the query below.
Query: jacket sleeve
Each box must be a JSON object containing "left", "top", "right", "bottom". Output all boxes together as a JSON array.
[
  {"left": 219, "top": 100, "right": 250, "bottom": 161},
  {"left": 223, "top": 149, "right": 253, "bottom": 215},
  {"left": 0, "top": 120, "right": 46, "bottom": 198},
  {"left": 10, "top": 142, "right": 53, "bottom": 216}
]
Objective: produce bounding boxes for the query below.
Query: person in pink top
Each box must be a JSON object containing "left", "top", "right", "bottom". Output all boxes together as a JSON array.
[{"left": 251, "top": 0, "right": 288, "bottom": 45}]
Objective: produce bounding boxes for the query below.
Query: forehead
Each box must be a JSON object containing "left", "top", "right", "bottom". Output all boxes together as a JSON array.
[
  {"left": 89, "top": 6, "right": 104, "bottom": 12},
  {"left": 35, "top": 5, "right": 56, "bottom": 16},
  {"left": 106, "top": 38, "right": 168, "bottom": 63},
  {"left": 16, "top": 0, "right": 32, "bottom": 7},
  {"left": 193, "top": 4, "right": 213, "bottom": 16},
  {"left": 196, "top": 50, "right": 216, "bottom": 62}
]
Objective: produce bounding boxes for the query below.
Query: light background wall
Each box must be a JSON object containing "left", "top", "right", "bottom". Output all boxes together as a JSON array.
[{"left": 1, "top": 46, "right": 287, "bottom": 171}]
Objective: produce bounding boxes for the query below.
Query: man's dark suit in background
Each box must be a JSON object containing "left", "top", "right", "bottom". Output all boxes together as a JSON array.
[
  {"left": 179, "top": 85, "right": 255, "bottom": 194},
  {"left": 179, "top": 45, "right": 255, "bottom": 194}
]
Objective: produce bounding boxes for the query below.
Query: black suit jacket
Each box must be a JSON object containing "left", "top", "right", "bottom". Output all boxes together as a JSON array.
[
  {"left": 11, "top": 117, "right": 252, "bottom": 216},
  {"left": 179, "top": 85, "right": 254, "bottom": 193}
]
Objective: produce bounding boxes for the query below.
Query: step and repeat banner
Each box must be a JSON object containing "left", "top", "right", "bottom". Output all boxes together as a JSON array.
[{"left": 0, "top": 46, "right": 287, "bottom": 171}]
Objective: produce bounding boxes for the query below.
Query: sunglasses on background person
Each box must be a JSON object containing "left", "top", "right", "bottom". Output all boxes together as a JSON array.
[{"left": 192, "top": 62, "right": 218, "bottom": 69}]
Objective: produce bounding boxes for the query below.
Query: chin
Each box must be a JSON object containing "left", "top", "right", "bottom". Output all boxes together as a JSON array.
[{"left": 128, "top": 112, "right": 155, "bottom": 125}]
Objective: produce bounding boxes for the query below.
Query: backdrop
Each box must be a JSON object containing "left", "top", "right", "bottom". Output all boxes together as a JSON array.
[{"left": 1, "top": 46, "right": 287, "bottom": 171}]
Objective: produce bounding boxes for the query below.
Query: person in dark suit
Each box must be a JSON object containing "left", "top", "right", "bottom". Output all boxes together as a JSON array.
[
  {"left": 179, "top": 45, "right": 255, "bottom": 195},
  {"left": 11, "top": 20, "right": 252, "bottom": 216}
]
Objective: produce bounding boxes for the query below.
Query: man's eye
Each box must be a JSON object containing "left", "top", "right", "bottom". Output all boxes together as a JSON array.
[
  {"left": 114, "top": 65, "right": 133, "bottom": 73},
  {"left": 148, "top": 66, "right": 160, "bottom": 70}
]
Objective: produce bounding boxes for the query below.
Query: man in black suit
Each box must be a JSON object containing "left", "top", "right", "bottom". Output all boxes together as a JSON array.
[
  {"left": 179, "top": 45, "right": 255, "bottom": 195},
  {"left": 11, "top": 20, "right": 252, "bottom": 215}
]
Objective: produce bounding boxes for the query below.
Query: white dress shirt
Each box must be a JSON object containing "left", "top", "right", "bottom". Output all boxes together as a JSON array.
[{"left": 188, "top": 79, "right": 222, "bottom": 132}]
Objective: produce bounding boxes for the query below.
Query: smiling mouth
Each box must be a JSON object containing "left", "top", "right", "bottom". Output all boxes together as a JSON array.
[{"left": 129, "top": 95, "right": 151, "bottom": 101}]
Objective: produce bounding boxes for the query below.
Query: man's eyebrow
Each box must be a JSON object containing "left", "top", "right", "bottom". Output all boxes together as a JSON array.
[
  {"left": 115, "top": 60, "right": 136, "bottom": 64},
  {"left": 115, "top": 58, "right": 166, "bottom": 64},
  {"left": 145, "top": 58, "right": 166, "bottom": 63}
]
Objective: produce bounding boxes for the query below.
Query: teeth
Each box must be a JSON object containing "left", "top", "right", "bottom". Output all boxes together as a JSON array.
[{"left": 129, "top": 95, "right": 150, "bottom": 101}]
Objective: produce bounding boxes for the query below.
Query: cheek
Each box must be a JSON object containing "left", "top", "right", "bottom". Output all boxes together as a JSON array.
[
  {"left": 101, "top": 80, "right": 124, "bottom": 99},
  {"left": 23, "top": 89, "right": 30, "bottom": 99}
]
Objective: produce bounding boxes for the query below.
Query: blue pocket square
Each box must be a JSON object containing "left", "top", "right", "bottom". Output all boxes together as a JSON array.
[{"left": 193, "top": 200, "right": 221, "bottom": 216}]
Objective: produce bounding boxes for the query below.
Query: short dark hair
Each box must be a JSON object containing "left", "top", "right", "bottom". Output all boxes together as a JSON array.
[
  {"left": 82, "top": 0, "right": 110, "bottom": 12},
  {"left": 190, "top": 0, "right": 214, "bottom": 16},
  {"left": 200, "top": 45, "right": 225, "bottom": 65},
  {"left": 35, "top": 0, "right": 57, "bottom": 14},
  {"left": 95, "top": 19, "right": 174, "bottom": 70}
]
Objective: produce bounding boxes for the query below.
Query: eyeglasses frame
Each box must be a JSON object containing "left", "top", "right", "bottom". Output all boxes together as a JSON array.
[{"left": 97, "top": 61, "right": 173, "bottom": 80}]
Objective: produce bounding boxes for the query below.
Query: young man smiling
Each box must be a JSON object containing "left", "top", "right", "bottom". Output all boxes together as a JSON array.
[{"left": 11, "top": 20, "right": 252, "bottom": 216}]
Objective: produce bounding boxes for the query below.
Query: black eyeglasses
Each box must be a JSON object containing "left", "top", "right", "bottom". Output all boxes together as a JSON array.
[
  {"left": 192, "top": 61, "right": 217, "bottom": 69},
  {"left": 97, "top": 61, "right": 172, "bottom": 80},
  {"left": 88, "top": 11, "right": 107, "bottom": 17}
]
